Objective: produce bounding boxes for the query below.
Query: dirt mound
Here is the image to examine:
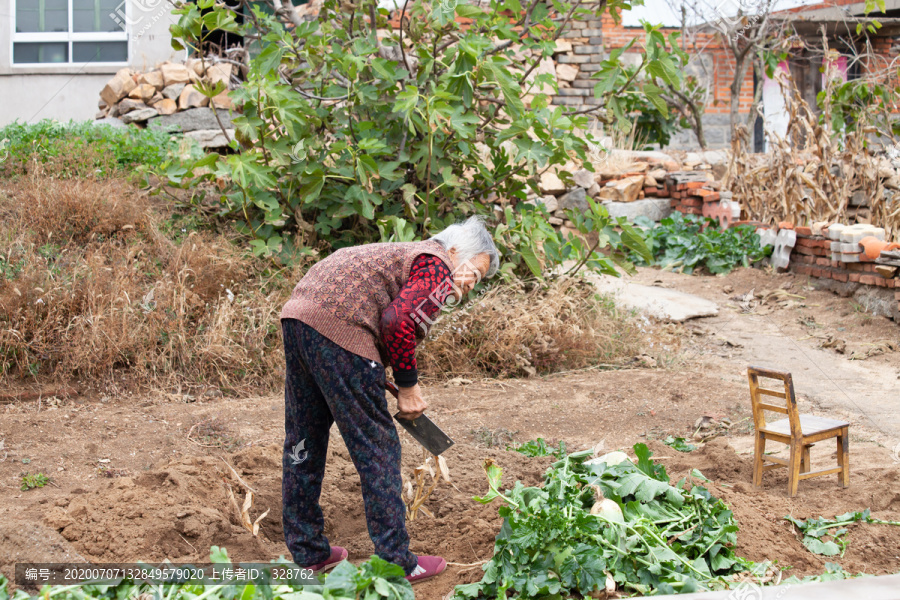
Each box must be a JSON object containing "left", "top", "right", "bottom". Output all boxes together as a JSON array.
[
  {"left": 24, "top": 435, "right": 900, "bottom": 598},
  {"left": 43, "top": 453, "right": 281, "bottom": 563},
  {"left": 0, "top": 521, "right": 86, "bottom": 583},
  {"left": 37, "top": 438, "right": 550, "bottom": 571}
]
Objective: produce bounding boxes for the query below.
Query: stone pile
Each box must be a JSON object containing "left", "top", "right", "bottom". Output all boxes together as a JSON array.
[
  {"left": 94, "top": 60, "right": 237, "bottom": 148},
  {"left": 525, "top": 149, "right": 734, "bottom": 231},
  {"left": 95, "top": 60, "right": 236, "bottom": 145}
]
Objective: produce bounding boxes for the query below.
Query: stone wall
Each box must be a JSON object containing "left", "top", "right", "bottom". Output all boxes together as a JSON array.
[
  {"left": 548, "top": 18, "right": 605, "bottom": 114},
  {"left": 544, "top": 19, "right": 747, "bottom": 151},
  {"left": 666, "top": 114, "right": 736, "bottom": 151}
]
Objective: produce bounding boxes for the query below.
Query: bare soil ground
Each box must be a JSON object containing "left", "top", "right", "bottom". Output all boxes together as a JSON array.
[{"left": 1, "top": 266, "right": 899, "bottom": 599}]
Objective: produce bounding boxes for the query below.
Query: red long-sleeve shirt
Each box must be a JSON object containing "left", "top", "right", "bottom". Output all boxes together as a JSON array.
[{"left": 379, "top": 254, "right": 454, "bottom": 386}]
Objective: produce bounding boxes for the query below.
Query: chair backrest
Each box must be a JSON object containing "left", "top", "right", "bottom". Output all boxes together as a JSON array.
[{"left": 747, "top": 366, "right": 801, "bottom": 437}]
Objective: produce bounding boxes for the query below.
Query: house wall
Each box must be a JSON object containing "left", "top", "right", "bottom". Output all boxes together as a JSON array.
[{"left": 0, "top": 0, "right": 183, "bottom": 125}]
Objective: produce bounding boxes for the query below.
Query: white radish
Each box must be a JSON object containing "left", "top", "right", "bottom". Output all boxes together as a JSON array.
[
  {"left": 585, "top": 450, "right": 630, "bottom": 466},
  {"left": 590, "top": 499, "right": 624, "bottom": 523}
]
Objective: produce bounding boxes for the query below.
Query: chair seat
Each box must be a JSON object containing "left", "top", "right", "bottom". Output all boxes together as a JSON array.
[{"left": 761, "top": 415, "right": 849, "bottom": 438}]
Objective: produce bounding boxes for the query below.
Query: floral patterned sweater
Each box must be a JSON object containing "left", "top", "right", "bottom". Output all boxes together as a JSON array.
[{"left": 379, "top": 254, "right": 453, "bottom": 387}]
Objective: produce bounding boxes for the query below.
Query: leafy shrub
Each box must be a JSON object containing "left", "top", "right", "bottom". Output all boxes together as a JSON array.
[
  {"left": 631, "top": 212, "right": 772, "bottom": 274},
  {"left": 0, "top": 120, "right": 193, "bottom": 179},
  {"left": 163, "top": 0, "right": 695, "bottom": 275}
]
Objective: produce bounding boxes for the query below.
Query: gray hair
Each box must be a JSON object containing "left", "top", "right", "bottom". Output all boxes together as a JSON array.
[{"left": 430, "top": 216, "right": 500, "bottom": 278}]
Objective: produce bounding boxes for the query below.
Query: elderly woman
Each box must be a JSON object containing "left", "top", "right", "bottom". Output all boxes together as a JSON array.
[{"left": 280, "top": 216, "right": 500, "bottom": 583}]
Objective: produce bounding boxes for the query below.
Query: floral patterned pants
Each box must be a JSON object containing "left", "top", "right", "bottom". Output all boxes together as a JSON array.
[{"left": 280, "top": 318, "right": 417, "bottom": 574}]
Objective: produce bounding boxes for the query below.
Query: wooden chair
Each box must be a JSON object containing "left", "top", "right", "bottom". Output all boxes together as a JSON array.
[{"left": 748, "top": 366, "right": 850, "bottom": 497}]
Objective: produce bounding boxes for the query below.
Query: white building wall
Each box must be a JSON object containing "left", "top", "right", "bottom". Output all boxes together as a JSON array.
[{"left": 0, "top": 0, "right": 183, "bottom": 125}]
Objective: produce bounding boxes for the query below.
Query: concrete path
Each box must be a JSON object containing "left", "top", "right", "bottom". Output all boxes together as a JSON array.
[{"left": 586, "top": 273, "right": 720, "bottom": 322}]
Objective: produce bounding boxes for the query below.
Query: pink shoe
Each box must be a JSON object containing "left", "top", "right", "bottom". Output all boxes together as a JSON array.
[
  {"left": 405, "top": 555, "right": 446, "bottom": 583},
  {"left": 306, "top": 547, "right": 348, "bottom": 574}
]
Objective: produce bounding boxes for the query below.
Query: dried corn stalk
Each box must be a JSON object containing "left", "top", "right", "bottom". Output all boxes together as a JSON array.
[
  {"left": 403, "top": 449, "right": 450, "bottom": 521},
  {"left": 725, "top": 38, "right": 899, "bottom": 238},
  {"left": 222, "top": 458, "right": 269, "bottom": 536}
]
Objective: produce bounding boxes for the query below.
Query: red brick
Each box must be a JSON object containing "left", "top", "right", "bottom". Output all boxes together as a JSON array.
[
  {"left": 815, "top": 258, "right": 830, "bottom": 266},
  {"left": 860, "top": 275, "right": 878, "bottom": 286},
  {"left": 831, "top": 261, "right": 841, "bottom": 268},
  {"left": 849, "top": 273, "right": 861, "bottom": 282},
  {"left": 833, "top": 272, "right": 849, "bottom": 282},
  {"left": 793, "top": 245, "right": 815, "bottom": 255},
  {"left": 656, "top": 188, "right": 669, "bottom": 198},
  {"left": 795, "top": 226, "right": 812, "bottom": 236},
  {"left": 796, "top": 254, "right": 815, "bottom": 264},
  {"left": 795, "top": 265, "right": 813, "bottom": 276},
  {"left": 796, "top": 237, "right": 816, "bottom": 248},
  {"left": 895, "top": 291, "right": 900, "bottom": 300},
  {"left": 694, "top": 189, "right": 721, "bottom": 202},
  {"left": 671, "top": 191, "right": 682, "bottom": 199},
  {"left": 875, "top": 277, "right": 887, "bottom": 287},
  {"left": 778, "top": 221, "right": 795, "bottom": 230},
  {"left": 682, "top": 197, "right": 703, "bottom": 208},
  {"left": 677, "top": 181, "right": 706, "bottom": 191},
  {"left": 815, "top": 239, "right": 832, "bottom": 248}
]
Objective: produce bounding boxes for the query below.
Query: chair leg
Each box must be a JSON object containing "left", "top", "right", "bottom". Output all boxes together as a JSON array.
[
  {"left": 753, "top": 433, "right": 765, "bottom": 487},
  {"left": 801, "top": 444, "right": 811, "bottom": 474},
  {"left": 788, "top": 441, "right": 801, "bottom": 498},
  {"left": 837, "top": 428, "right": 850, "bottom": 488}
]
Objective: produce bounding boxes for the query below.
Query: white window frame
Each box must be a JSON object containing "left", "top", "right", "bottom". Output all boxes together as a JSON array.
[{"left": 10, "top": 0, "right": 130, "bottom": 67}]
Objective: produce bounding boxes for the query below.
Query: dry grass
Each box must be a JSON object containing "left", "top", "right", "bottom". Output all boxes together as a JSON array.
[
  {"left": 1, "top": 174, "right": 647, "bottom": 393},
  {"left": 0, "top": 173, "right": 303, "bottom": 393},
  {"left": 418, "top": 277, "right": 645, "bottom": 379}
]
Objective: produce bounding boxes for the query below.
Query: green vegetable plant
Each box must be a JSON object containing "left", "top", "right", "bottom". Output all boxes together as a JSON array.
[
  {"left": 162, "top": 0, "right": 691, "bottom": 274},
  {"left": 780, "top": 562, "right": 871, "bottom": 584},
  {"left": 454, "top": 443, "right": 755, "bottom": 598},
  {"left": 20, "top": 472, "right": 50, "bottom": 491},
  {"left": 632, "top": 212, "right": 772, "bottom": 275},
  {"left": 663, "top": 436, "right": 697, "bottom": 452},
  {"left": 784, "top": 509, "right": 900, "bottom": 557},
  {"left": 508, "top": 438, "right": 568, "bottom": 459}
]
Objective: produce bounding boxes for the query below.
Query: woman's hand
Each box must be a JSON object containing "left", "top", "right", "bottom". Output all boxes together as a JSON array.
[{"left": 396, "top": 384, "right": 427, "bottom": 419}]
